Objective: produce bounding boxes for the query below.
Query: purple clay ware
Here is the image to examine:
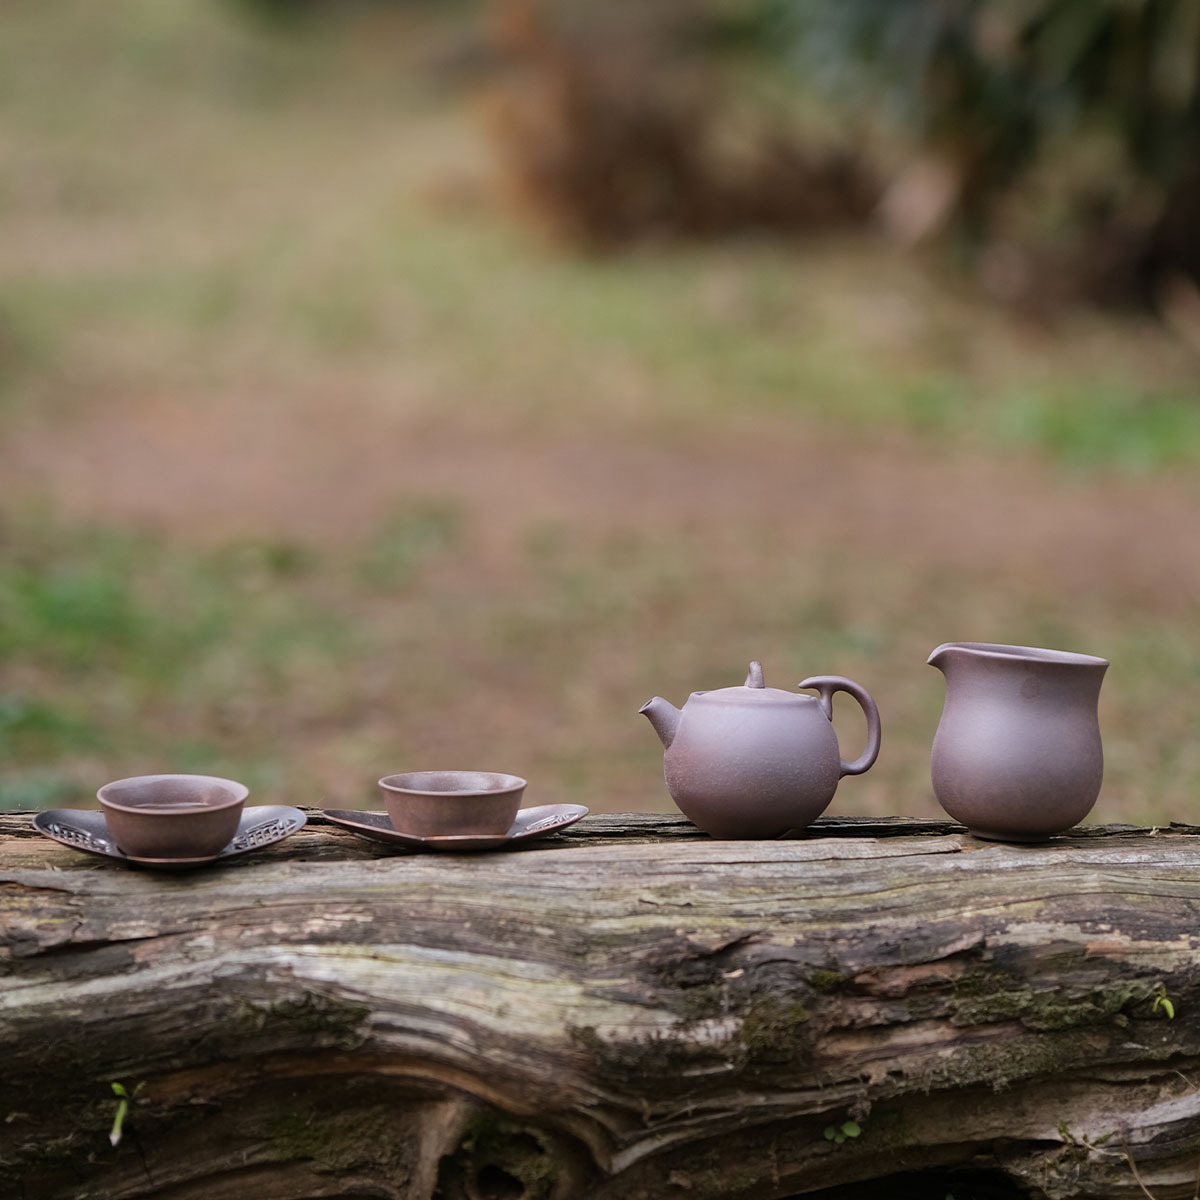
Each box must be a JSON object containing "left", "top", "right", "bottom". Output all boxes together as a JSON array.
[
  {"left": 378, "top": 771, "right": 526, "bottom": 837},
  {"left": 35, "top": 805, "right": 305, "bottom": 869},
  {"left": 97, "top": 773, "right": 249, "bottom": 859},
  {"left": 640, "top": 661, "right": 882, "bottom": 839},
  {"left": 322, "top": 803, "right": 588, "bottom": 852},
  {"left": 928, "top": 642, "right": 1108, "bottom": 842}
]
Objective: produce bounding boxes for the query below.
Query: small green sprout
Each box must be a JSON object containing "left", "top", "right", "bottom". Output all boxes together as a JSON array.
[
  {"left": 823, "top": 1120, "right": 862, "bottom": 1145},
  {"left": 1153, "top": 986, "right": 1176, "bottom": 1020},
  {"left": 109, "top": 1081, "right": 144, "bottom": 1148}
]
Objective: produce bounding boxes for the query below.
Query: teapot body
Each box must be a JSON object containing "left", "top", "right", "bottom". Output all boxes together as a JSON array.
[
  {"left": 665, "top": 692, "right": 841, "bottom": 839},
  {"left": 929, "top": 642, "right": 1107, "bottom": 841}
]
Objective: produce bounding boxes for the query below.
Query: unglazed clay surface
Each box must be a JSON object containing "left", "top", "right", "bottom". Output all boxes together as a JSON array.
[
  {"left": 928, "top": 642, "right": 1108, "bottom": 841},
  {"left": 641, "top": 662, "right": 880, "bottom": 839}
]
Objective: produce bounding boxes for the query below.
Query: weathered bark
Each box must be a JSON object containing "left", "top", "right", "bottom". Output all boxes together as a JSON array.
[{"left": 4, "top": 809, "right": 1200, "bottom": 1199}]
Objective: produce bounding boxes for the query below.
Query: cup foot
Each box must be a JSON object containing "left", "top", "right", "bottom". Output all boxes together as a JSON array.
[{"left": 967, "top": 827, "right": 1058, "bottom": 843}]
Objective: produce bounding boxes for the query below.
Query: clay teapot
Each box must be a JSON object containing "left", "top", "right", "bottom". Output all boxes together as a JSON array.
[
  {"left": 640, "top": 661, "right": 881, "bottom": 839},
  {"left": 928, "top": 642, "right": 1108, "bottom": 841}
]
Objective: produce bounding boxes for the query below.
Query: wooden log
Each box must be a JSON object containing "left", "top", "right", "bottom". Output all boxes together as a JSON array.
[{"left": 4, "top": 809, "right": 1200, "bottom": 1199}]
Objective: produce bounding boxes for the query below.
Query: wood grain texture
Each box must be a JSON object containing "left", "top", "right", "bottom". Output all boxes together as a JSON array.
[{"left": 4, "top": 809, "right": 1200, "bottom": 1199}]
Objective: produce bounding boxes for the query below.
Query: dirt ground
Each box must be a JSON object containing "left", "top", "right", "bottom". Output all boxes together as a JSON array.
[{"left": 5, "top": 392, "right": 1198, "bottom": 606}]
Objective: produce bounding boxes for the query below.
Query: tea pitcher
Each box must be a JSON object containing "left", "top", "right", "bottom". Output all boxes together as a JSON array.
[{"left": 928, "top": 642, "right": 1108, "bottom": 841}]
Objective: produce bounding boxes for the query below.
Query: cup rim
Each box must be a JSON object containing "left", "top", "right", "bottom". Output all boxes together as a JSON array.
[
  {"left": 97, "top": 773, "right": 250, "bottom": 814},
  {"left": 378, "top": 771, "right": 526, "bottom": 798}
]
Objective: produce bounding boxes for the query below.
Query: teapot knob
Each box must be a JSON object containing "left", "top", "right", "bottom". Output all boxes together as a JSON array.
[{"left": 745, "top": 661, "right": 765, "bottom": 688}]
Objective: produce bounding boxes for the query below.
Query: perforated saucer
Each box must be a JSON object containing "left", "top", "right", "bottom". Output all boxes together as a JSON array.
[{"left": 32, "top": 806, "right": 307, "bottom": 870}]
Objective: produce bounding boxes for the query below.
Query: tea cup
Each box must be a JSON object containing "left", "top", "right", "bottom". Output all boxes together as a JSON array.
[
  {"left": 377, "top": 771, "right": 526, "bottom": 838},
  {"left": 97, "top": 773, "right": 249, "bottom": 859}
]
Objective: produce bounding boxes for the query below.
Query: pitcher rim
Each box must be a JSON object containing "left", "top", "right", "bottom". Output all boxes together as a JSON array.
[{"left": 928, "top": 642, "right": 1109, "bottom": 669}]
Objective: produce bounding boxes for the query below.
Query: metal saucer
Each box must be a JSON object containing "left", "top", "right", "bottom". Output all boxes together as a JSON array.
[
  {"left": 321, "top": 803, "right": 588, "bottom": 852},
  {"left": 32, "top": 806, "right": 307, "bottom": 870}
]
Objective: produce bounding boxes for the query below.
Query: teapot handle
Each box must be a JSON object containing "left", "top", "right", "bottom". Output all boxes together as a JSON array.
[{"left": 798, "top": 676, "right": 881, "bottom": 777}]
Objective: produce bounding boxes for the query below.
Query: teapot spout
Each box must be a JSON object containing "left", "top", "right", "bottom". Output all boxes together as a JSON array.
[{"left": 639, "top": 697, "right": 682, "bottom": 749}]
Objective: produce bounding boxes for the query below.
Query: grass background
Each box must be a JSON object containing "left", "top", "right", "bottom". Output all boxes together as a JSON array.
[{"left": 1, "top": 0, "right": 1197, "bottom": 821}]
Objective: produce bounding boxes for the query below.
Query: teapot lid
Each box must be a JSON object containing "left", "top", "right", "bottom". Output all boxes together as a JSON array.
[{"left": 692, "top": 661, "right": 815, "bottom": 705}]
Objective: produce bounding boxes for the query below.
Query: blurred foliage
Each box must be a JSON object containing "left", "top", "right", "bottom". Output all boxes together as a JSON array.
[
  {"left": 779, "top": 0, "right": 1200, "bottom": 180},
  {"left": 215, "top": 0, "right": 1200, "bottom": 297},
  {"left": 221, "top": 0, "right": 434, "bottom": 29},
  {"left": 484, "top": 0, "right": 878, "bottom": 249},
  {"left": 219, "top": 0, "right": 1200, "bottom": 196},
  {"left": 782, "top": 0, "right": 1195, "bottom": 246},
  {"left": 451, "top": 0, "right": 1199, "bottom": 298}
]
